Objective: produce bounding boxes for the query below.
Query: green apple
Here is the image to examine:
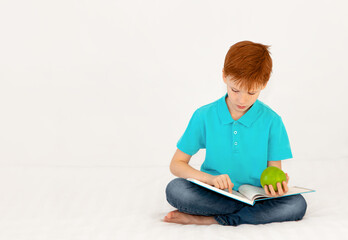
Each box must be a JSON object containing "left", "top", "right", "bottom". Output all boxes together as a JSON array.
[{"left": 260, "top": 166, "right": 287, "bottom": 192}]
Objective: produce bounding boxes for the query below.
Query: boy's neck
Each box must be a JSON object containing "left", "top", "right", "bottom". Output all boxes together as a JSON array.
[
  {"left": 225, "top": 96, "right": 250, "bottom": 121},
  {"left": 225, "top": 103, "right": 245, "bottom": 121},
  {"left": 230, "top": 112, "right": 244, "bottom": 121}
]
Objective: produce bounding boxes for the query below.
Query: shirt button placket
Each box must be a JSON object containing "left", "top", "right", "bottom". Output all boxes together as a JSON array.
[{"left": 233, "top": 122, "right": 239, "bottom": 151}]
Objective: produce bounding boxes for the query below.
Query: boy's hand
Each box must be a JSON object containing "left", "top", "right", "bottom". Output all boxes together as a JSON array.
[
  {"left": 264, "top": 173, "right": 290, "bottom": 197},
  {"left": 209, "top": 174, "right": 234, "bottom": 194}
]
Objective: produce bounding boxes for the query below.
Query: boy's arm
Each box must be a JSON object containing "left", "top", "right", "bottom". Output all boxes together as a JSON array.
[
  {"left": 267, "top": 160, "right": 282, "bottom": 169},
  {"left": 170, "top": 148, "right": 214, "bottom": 185}
]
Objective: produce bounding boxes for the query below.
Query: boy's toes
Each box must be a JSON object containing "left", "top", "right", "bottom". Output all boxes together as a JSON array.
[
  {"left": 168, "top": 210, "right": 178, "bottom": 218},
  {"left": 164, "top": 210, "right": 179, "bottom": 221}
]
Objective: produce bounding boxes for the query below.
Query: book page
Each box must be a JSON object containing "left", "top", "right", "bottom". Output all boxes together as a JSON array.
[
  {"left": 285, "top": 186, "right": 315, "bottom": 195},
  {"left": 221, "top": 188, "right": 245, "bottom": 198},
  {"left": 238, "top": 185, "right": 267, "bottom": 200},
  {"left": 239, "top": 184, "right": 315, "bottom": 201},
  {"left": 186, "top": 178, "right": 254, "bottom": 205}
]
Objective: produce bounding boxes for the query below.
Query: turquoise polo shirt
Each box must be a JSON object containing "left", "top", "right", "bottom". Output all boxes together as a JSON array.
[{"left": 177, "top": 93, "right": 293, "bottom": 191}]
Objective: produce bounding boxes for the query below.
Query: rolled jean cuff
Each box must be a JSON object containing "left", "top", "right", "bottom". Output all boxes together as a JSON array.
[{"left": 214, "top": 216, "right": 228, "bottom": 226}]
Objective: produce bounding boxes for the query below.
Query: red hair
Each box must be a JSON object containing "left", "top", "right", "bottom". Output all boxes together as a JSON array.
[{"left": 223, "top": 40, "right": 272, "bottom": 91}]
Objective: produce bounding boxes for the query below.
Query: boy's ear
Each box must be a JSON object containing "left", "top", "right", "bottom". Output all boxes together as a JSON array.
[
  {"left": 222, "top": 69, "right": 227, "bottom": 83},
  {"left": 261, "top": 83, "right": 267, "bottom": 90}
]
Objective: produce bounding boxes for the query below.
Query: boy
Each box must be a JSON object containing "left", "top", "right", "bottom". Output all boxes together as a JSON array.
[{"left": 163, "top": 41, "right": 307, "bottom": 226}]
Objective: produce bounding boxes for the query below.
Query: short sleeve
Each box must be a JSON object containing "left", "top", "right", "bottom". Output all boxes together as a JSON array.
[
  {"left": 177, "top": 109, "right": 206, "bottom": 156},
  {"left": 268, "top": 116, "right": 293, "bottom": 161}
]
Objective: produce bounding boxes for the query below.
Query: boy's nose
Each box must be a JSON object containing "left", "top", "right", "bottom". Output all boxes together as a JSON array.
[{"left": 239, "top": 95, "right": 248, "bottom": 105}]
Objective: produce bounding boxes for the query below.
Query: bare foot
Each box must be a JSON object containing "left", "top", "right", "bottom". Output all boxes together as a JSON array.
[{"left": 163, "top": 210, "right": 218, "bottom": 225}]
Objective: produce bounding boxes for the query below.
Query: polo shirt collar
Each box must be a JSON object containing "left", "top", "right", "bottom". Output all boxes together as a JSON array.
[{"left": 217, "top": 93, "right": 260, "bottom": 127}]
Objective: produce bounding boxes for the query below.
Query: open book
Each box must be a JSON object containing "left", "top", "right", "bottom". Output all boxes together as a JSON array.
[{"left": 187, "top": 178, "right": 315, "bottom": 206}]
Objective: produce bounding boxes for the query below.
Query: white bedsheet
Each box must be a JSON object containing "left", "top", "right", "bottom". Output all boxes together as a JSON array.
[{"left": 0, "top": 158, "right": 347, "bottom": 239}]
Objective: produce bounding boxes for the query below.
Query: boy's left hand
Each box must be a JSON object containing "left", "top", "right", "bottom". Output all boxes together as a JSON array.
[{"left": 263, "top": 173, "right": 290, "bottom": 197}]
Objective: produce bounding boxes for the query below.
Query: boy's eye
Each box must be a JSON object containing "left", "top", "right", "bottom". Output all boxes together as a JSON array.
[{"left": 231, "top": 88, "right": 256, "bottom": 95}]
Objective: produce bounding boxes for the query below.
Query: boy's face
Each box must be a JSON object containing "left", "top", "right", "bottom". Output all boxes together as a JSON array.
[{"left": 223, "top": 72, "right": 266, "bottom": 115}]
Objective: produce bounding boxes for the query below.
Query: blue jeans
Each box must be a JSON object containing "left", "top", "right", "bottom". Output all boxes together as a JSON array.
[{"left": 165, "top": 178, "right": 307, "bottom": 226}]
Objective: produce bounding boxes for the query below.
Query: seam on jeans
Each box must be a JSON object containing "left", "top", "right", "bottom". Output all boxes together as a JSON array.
[
  {"left": 177, "top": 206, "right": 211, "bottom": 216},
  {"left": 167, "top": 195, "right": 212, "bottom": 216},
  {"left": 166, "top": 197, "right": 178, "bottom": 210}
]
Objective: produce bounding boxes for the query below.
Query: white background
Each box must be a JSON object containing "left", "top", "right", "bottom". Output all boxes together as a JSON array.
[
  {"left": 1, "top": 0, "right": 347, "bottom": 167},
  {"left": 1, "top": 1, "right": 348, "bottom": 239}
]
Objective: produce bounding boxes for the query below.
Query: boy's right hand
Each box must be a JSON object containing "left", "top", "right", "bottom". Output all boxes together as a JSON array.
[{"left": 208, "top": 174, "right": 234, "bottom": 194}]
